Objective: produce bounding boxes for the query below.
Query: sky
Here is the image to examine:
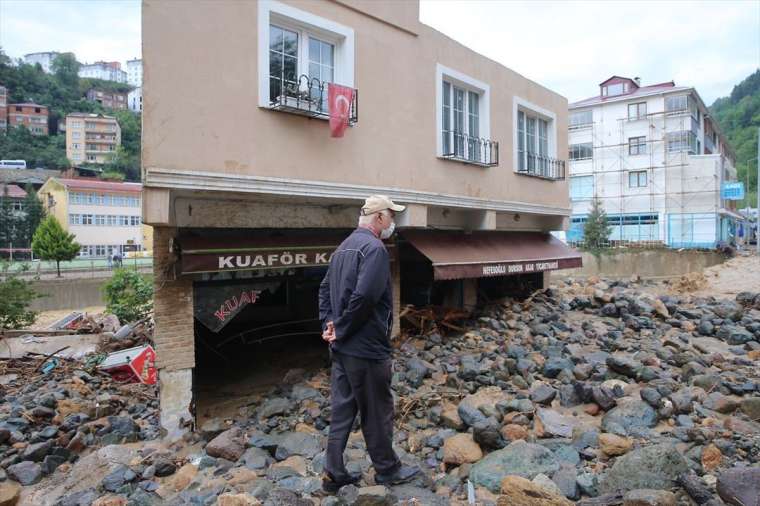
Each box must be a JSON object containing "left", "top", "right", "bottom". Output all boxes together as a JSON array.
[{"left": 0, "top": 0, "right": 758, "bottom": 104}]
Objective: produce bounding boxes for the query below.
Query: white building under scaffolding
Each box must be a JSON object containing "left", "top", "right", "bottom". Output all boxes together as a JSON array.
[{"left": 568, "top": 76, "right": 742, "bottom": 249}]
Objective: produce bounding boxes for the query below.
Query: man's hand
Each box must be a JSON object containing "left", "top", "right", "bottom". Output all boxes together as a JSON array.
[{"left": 322, "top": 321, "right": 336, "bottom": 344}]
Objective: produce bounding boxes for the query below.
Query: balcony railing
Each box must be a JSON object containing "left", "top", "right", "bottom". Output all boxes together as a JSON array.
[
  {"left": 441, "top": 131, "right": 499, "bottom": 167},
  {"left": 269, "top": 74, "right": 358, "bottom": 125},
  {"left": 517, "top": 154, "right": 566, "bottom": 180}
]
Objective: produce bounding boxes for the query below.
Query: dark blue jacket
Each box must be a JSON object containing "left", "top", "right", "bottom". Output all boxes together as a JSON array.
[{"left": 318, "top": 227, "right": 393, "bottom": 360}]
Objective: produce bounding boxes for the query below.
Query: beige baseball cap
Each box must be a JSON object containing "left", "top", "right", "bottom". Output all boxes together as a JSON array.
[{"left": 361, "top": 195, "right": 406, "bottom": 215}]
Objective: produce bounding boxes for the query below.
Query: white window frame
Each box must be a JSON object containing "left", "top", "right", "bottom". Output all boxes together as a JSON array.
[
  {"left": 512, "top": 96, "right": 557, "bottom": 173},
  {"left": 257, "top": 0, "right": 354, "bottom": 109},
  {"left": 435, "top": 64, "right": 491, "bottom": 162},
  {"left": 570, "top": 175, "right": 594, "bottom": 200}
]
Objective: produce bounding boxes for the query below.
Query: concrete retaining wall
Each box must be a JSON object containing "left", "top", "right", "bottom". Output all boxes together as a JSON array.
[
  {"left": 30, "top": 278, "right": 106, "bottom": 311},
  {"left": 554, "top": 249, "right": 726, "bottom": 280}
]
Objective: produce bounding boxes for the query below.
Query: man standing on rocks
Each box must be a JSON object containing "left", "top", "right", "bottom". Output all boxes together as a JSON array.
[{"left": 318, "top": 195, "right": 420, "bottom": 493}]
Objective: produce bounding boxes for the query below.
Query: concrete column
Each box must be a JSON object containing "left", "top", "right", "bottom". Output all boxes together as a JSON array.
[
  {"left": 463, "top": 278, "right": 478, "bottom": 310},
  {"left": 391, "top": 245, "right": 401, "bottom": 338},
  {"left": 153, "top": 226, "right": 195, "bottom": 439},
  {"left": 542, "top": 271, "right": 551, "bottom": 290}
]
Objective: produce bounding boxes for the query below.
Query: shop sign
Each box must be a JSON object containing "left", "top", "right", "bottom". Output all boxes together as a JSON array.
[
  {"left": 194, "top": 281, "right": 281, "bottom": 333},
  {"left": 482, "top": 260, "right": 560, "bottom": 276},
  {"left": 182, "top": 247, "right": 336, "bottom": 274}
]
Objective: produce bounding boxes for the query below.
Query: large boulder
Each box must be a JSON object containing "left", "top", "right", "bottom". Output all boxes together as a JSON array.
[
  {"left": 442, "top": 433, "right": 483, "bottom": 465},
  {"left": 206, "top": 427, "right": 246, "bottom": 462},
  {"left": 600, "top": 444, "right": 689, "bottom": 494},
  {"left": 275, "top": 432, "right": 322, "bottom": 460},
  {"left": 470, "top": 440, "right": 560, "bottom": 493},
  {"left": 601, "top": 400, "right": 657, "bottom": 436},
  {"left": 716, "top": 467, "right": 760, "bottom": 506},
  {"left": 534, "top": 408, "right": 575, "bottom": 439},
  {"left": 497, "top": 475, "right": 573, "bottom": 506}
]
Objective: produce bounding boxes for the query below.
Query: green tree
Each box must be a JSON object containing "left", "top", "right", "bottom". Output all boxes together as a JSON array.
[
  {"left": 0, "top": 186, "right": 20, "bottom": 249},
  {"left": 711, "top": 69, "right": 760, "bottom": 208},
  {"left": 31, "top": 216, "right": 80, "bottom": 277},
  {"left": 51, "top": 52, "right": 80, "bottom": 90},
  {"left": 0, "top": 126, "right": 69, "bottom": 169},
  {"left": 582, "top": 198, "right": 612, "bottom": 259},
  {"left": 102, "top": 268, "right": 153, "bottom": 323},
  {"left": 0, "top": 262, "right": 41, "bottom": 330},
  {"left": 19, "top": 186, "right": 46, "bottom": 248}
]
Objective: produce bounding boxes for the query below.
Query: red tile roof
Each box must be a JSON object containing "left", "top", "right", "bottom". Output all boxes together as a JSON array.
[
  {"left": 1, "top": 184, "right": 27, "bottom": 199},
  {"left": 55, "top": 178, "right": 142, "bottom": 193},
  {"left": 571, "top": 81, "right": 683, "bottom": 108}
]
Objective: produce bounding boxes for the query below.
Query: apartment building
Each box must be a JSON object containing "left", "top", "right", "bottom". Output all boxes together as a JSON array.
[
  {"left": 23, "top": 52, "right": 60, "bottom": 73},
  {"left": 37, "top": 177, "right": 150, "bottom": 258},
  {"left": 567, "top": 76, "right": 740, "bottom": 249},
  {"left": 65, "top": 113, "right": 122, "bottom": 164},
  {"left": 85, "top": 88, "right": 128, "bottom": 110},
  {"left": 79, "top": 61, "right": 128, "bottom": 83},
  {"left": 0, "top": 86, "right": 6, "bottom": 132},
  {"left": 126, "top": 58, "right": 143, "bottom": 87},
  {"left": 143, "top": 0, "right": 579, "bottom": 434},
  {"left": 128, "top": 87, "right": 142, "bottom": 112},
  {"left": 7, "top": 103, "right": 49, "bottom": 135}
]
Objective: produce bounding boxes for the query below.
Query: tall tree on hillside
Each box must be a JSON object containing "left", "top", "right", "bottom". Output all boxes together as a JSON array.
[
  {"left": 51, "top": 53, "right": 80, "bottom": 90},
  {"left": 31, "top": 216, "right": 80, "bottom": 277}
]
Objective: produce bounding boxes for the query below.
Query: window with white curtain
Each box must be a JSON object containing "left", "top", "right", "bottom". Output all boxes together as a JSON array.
[
  {"left": 517, "top": 110, "right": 549, "bottom": 171},
  {"left": 441, "top": 80, "right": 482, "bottom": 161}
]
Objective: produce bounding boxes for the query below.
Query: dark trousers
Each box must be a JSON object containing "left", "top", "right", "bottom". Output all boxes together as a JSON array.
[{"left": 325, "top": 352, "right": 400, "bottom": 479}]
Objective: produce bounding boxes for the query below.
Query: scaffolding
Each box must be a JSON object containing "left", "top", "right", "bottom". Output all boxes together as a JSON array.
[{"left": 569, "top": 96, "right": 734, "bottom": 249}]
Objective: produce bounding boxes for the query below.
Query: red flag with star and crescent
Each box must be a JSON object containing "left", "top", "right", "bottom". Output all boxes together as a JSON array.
[{"left": 328, "top": 83, "right": 353, "bottom": 138}]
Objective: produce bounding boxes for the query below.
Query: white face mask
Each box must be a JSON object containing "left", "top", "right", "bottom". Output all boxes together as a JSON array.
[{"left": 380, "top": 220, "right": 395, "bottom": 240}]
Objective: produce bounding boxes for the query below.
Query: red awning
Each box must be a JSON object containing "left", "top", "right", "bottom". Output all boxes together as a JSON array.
[{"left": 402, "top": 230, "right": 582, "bottom": 280}]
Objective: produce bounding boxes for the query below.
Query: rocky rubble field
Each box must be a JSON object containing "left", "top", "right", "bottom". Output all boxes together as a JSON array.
[{"left": 5, "top": 277, "right": 760, "bottom": 506}]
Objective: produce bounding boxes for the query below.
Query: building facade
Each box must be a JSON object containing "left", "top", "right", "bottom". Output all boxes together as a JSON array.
[
  {"left": 37, "top": 177, "right": 149, "bottom": 258},
  {"left": 128, "top": 86, "right": 142, "bottom": 112},
  {"left": 568, "top": 76, "right": 740, "bottom": 249},
  {"left": 79, "top": 61, "right": 128, "bottom": 83},
  {"left": 23, "top": 52, "right": 60, "bottom": 73},
  {"left": 85, "top": 88, "right": 128, "bottom": 110},
  {"left": 7, "top": 103, "right": 49, "bottom": 135},
  {"left": 143, "top": 0, "right": 579, "bottom": 435},
  {"left": 0, "top": 86, "right": 7, "bottom": 132},
  {"left": 65, "top": 113, "right": 122, "bottom": 164},
  {"left": 126, "top": 58, "right": 143, "bottom": 87}
]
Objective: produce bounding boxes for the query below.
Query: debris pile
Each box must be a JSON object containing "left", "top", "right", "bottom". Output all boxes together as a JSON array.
[
  {"left": 0, "top": 348, "right": 159, "bottom": 492},
  {"left": 12, "top": 279, "right": 760, "bottom": 505}
]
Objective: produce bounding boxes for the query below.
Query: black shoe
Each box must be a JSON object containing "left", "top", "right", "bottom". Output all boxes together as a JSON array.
[
  {"left": 322, "top": 471, "right": 361, "bottom": 493},
  {"left": 375, "top": 465, "right": 420, "bottom": 485}
]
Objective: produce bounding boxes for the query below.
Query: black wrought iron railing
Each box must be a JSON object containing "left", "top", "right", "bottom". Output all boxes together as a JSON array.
[
  {"left": 441, "top": 131, "right": 499, "bottom": 167},
  {"left": 269, "top": 74, "right": 358, "bottom": 125},
  {"left": 517, "top": 154, "right": 566, "bottom": 180}
]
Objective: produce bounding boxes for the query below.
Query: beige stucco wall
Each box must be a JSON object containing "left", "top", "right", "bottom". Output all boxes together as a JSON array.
[{"left": 142, "top": 0, "right": 569, "bottom": 217}]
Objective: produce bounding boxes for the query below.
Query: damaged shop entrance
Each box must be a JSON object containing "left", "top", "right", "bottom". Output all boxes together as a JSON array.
[{"left": 179, "top": 230, "right": 351, "bottom": 423}]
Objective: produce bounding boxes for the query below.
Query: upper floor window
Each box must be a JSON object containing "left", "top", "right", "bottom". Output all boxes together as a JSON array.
[
  {"left": 628, "top": 102, "right": 646, "bottom": 120},
  {"left": 513, "top": 97, "right": 560, "bottom": 178},
  {"left": 602, "top": 82, "right": 628, "bottom": 96},
  {"left": 569, "top": 142, "right": 593, "bottom": 161},
  {"left": 517, "top": 111, "right": 549, "bottom": 171},
  {"left": 258, "top": 0, "right": 354, "bottom": 114},
  {"left": 666, "top": 130, "right": 698, "bottom": 154},
  {"left": 569, "top": 110, "right": 592, "bottom": 130},
  {"left": 437, "top": 64, "right": 496, "bottom": 166},
  {"left": 629, "top": 136, "right": 646, "bottom": 156},
  {"left": 628, "top": 170, "right": 647, "bottom": 188},
  {"left": 570, "top": 175, "right": 594, "bottom": 200},
  {"left": 442, "top": 81, "right": 481, "bottom": 161}
]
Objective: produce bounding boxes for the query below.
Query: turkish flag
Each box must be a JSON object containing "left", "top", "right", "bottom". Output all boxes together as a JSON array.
[{"left": 328, "top": 83, "right": 354, "bottom": 138}]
